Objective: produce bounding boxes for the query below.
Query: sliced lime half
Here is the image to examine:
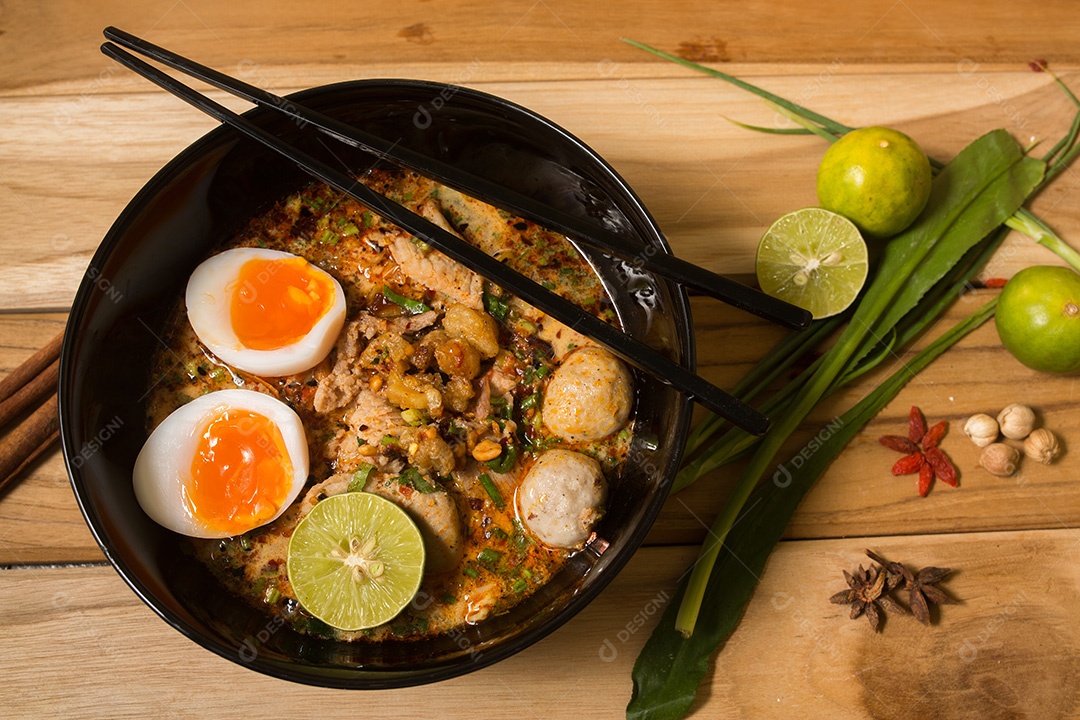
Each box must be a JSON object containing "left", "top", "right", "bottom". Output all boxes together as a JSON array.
[
  {"left": 287, "top": 492, "right": 425, "bottom": 631},
  {"left": 755, "top": 208, "right": 868, "bottom": 319}
]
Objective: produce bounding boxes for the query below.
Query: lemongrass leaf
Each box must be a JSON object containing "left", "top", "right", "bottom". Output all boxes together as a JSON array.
[
  {"left": 620, "top": 38, "right": 854, "bottom": 136},
  {"left": 627, "top": 298, "right": 997, "bottom": 720},
  {"left": 722, "top": 116, "right": 815, "bottom": 135}
]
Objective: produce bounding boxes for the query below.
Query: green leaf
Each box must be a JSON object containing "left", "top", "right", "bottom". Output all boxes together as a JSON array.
[
  {"left": 627, "top": 298, "right": 997, "bottom": 720},
  {"left": 855, "top": 134, "right": 1043, "bottom": 356},
  {"left": 673, "top": 130, "right": 1036, "bottom": 638}
]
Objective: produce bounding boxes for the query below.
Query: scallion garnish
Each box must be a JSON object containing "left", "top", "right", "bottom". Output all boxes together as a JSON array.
[
  {"left": 347, "top": 463, "right": 376, "bottom": 493},
  {"left": 478, "top": 473, "right": 504, "bottom": 509},
  {"left": 382, "top": 284, "right": 431, "bottom": 315},
  {"left": 483, "top": 291, "right": 510, "bottom": 321}
]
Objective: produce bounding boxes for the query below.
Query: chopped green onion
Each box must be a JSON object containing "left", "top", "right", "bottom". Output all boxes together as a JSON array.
[
  {"left": 511, "top": 578, "right": 528, "bottom": 593},
  {"left": 361, "top": 210, "right": 374, "bottom": 228},
  {"left": 380, "top": 435, "right": 398, "bottom": 446},
  {"left": 440, "top": 594, "right": 456, "bottom": 604},
  {"left": 356, "top": 436, "right": 367, "bottom": 446},
  {"left": 478, "top": 473, "right": 505, "bottom": 509},
  {"left": 483, "top": 292, "right": 510, "bottom": 321},
  {"left": 396, "top": 466, "right": 437, "bottom": 493},
  {"left": 484, "top": 443, "right": 518, "bottom": 474},
  {"left": 317, "top": 229, "right": 338, "bottom": 245},
  {"left": 401, "top": 408, "right": 426, "bottom": 426},
  {"left": 347, "top": 463, "right": 376, "bottom": 492},
  {"left": 383, "top": 285, "right": 431, "bottom": 315},
  {"left": 238, "top": 535, "right": 253, "bottom": 552},
  {"left": 519, "top": 392, "right": 540, "bottom": 411},
  {"left": 477, "top": 548, "right": 502, "bottom": 565},
  {"left": 340, "top": 222, "right": 359, "bottom": 237},
  {"left": 264, "top": 586, "right": 280, "bottom": 604},
  {"left": 463, "top": 565, "right": 479, "bottom": 578}
]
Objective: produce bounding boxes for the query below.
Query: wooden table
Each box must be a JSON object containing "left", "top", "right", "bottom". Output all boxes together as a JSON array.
[{"left": 3, "top": 2, "right": 1080, "bottom": 717}]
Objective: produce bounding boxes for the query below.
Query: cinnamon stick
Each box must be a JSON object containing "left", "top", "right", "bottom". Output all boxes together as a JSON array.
[
  {"left": 0, "top": 393, "right": 59, "bottom": 494},
  {"left": 0, "top": 357, "right": 59, "bottom": 429},
  {"left": 0, "top": 330, "right": 63, "bottom": 405}
]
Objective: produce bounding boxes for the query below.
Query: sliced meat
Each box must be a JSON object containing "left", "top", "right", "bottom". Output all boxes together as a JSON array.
[
  {"left": 364, "top": 474, "right": 465, "bottom": 574},
  {"left": 384, "top": 230, "right": 485, "bottom": 310}
]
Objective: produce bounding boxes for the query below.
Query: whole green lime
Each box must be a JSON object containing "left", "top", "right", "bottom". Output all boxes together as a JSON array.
[
  {"left": 996, "top": 266, "right": 1080, "bottom": 374},
  {"left": 816, "top": 126, "right": 932, "bottom": 238}
]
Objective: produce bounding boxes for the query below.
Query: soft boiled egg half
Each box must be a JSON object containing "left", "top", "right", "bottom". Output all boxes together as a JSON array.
[
  {"left": 186, "top": 247, "right": 346, "bottom": 376},
  {"left": 134, "top": 389, "right": 309, "bottom": 538}
]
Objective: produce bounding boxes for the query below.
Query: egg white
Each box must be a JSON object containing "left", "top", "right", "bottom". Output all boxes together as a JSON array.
[
  {"left": 185, "top": 247, "right": 346, "bottom": 376},
  {"left": 133, "top": 389, "right": 310, "bottom": 538}
]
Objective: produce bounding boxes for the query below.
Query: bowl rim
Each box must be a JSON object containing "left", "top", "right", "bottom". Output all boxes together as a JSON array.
[{"left": 59, "top": 77, "right": 696, "bottom": 688}]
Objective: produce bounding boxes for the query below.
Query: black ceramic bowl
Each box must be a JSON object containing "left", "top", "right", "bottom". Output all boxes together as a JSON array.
[{"left": 59, "top": 80, "right": 694, "bottom": 688}]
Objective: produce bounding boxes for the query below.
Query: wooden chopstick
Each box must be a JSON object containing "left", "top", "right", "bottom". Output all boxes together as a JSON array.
[
  {"left": 102, "top": 26, "right": 810, "bottom": 333},
  {"left": 0, "top": 331, "right": 64, "bottom": 494},
  {"left": 100, "top": 41, "right": 770, "bottom": 436}
]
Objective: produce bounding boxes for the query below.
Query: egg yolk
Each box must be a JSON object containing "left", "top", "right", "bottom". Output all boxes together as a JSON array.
[
  {"left": 186, "top": 408, "right": 293, "bottom": 535},
  {"left": 231, "top": 256, "right": 335, "bottom": 351}
]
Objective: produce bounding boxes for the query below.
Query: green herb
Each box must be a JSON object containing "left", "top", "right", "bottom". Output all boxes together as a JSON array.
[
  {"left": 382, "top": 285, "right": 431, "bottom": 315},
  {"left": 347, "top": 463, "right": 376, "bottom": 493},
  {"left": 519, "top": 392, "right": 540, "bottom": 411},
  {"left": 400, "top": 408, "right": 426, "bottom": 426},
  {"left": 356, "top": 436, "right": 367, "bottom": 446},
  {"left": 238, "top": 535, "right": 253, "bottom": 552},
  {"left": 483, "top": 291, "right": 510, "bottom": 321},
  {"left": 628, "top": 298, "right": 997, "bottom": 720},
  {"left": 396, "top": 466, "right": 437, "bottom": 493},
  {"left": 317, "top": 229, "right": 338, "bottom": 245},
  {"left": 676, "top": 129, "right": 1042, "bottom": 635},
  {"left": 478, "top": 473, "right": 505, "bottom": 509},
  {"left": 511, "top": 578, "right": 528, "bottom": 593},
  {"left": 380, "top": 435, "right": 398, "bottom": 446},
  {"left": 463, "top": 565, "right": 479, "bottom": 579},
  {"left": 484, "top": 443, "right": 518, "bottom": 474},
  {"left": 477, "top": 548, "right": 502, "bottom": 566},
  {"left": 621, "top": 42, "right": 1080, "bottom": 720},
  {"left": 440, "top": 593, "right": 456, "bottom": 604},
  {"left": 361, "top": 210, "right": 374, "bottom": 228}
]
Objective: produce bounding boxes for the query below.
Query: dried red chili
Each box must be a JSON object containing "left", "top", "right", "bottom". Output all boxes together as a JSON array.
[{"left": 880, "top": 406, "right": 959, "bottom": 497}]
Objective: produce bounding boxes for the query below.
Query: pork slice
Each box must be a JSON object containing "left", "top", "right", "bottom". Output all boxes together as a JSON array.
[{"left": 384, "top": 229, "right": 485, "bottom": 310}]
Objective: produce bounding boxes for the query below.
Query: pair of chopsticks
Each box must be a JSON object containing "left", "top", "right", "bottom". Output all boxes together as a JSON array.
[
  {"left": 0, "top": 332, "right": 62, "bottom": 494},
  {"left": 101, "top": 27, "right": 807, "bottom": 435}
]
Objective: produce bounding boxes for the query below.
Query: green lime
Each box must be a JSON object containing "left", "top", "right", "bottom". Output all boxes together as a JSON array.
[
  {"left": 995, "top": 265, "right": 1080, "bottom": 374},
  {"left": 816, "top": 126, "right": 932, "bottom": 238},
  {"left": 287, "top": 492, "right": 425, "bottom": 631},
  {"left": 756, "top": 208, "right": 868, "bottom": 319}
]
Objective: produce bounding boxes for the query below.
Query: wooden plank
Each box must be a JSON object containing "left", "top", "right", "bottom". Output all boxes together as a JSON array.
[
  {"left": 656, "top": 291, "right": 1080, "bottom": 545},
  {"left": 5, "top": 290, "right": 1080, "bottom": 562},
  {"left": 3, "top": 529, "right": 1078, "bottom": 718},
  {"left": 1, "top": 0, "right": 1079, "bottom": 98},
  {"left": 2, "top": 70, "right": 1077, "bottom": 311}
]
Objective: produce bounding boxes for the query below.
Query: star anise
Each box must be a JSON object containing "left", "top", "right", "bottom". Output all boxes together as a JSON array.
[
  {"left": 828, "top": 563, "right": 904, "bottom": 631},
  {"left": 865, "top": 549, "right": 957, "bottom": 625}
]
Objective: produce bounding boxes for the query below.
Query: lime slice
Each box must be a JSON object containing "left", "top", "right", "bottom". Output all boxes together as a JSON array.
[
  {"left": 287, "top": 492, "right": 425, "bottom": 631},
  {"left": 755, "top": 208, "right": 868, "bottom": 319}
]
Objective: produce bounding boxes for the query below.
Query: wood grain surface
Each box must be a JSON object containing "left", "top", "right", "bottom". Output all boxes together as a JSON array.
[{"left": 3, "top": 1, "right": 1080, "bottom": 718}]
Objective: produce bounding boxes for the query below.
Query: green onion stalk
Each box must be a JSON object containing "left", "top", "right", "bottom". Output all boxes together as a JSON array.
[{"left": 620, "top": 40, "right": 1080, "bottom": 637}]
